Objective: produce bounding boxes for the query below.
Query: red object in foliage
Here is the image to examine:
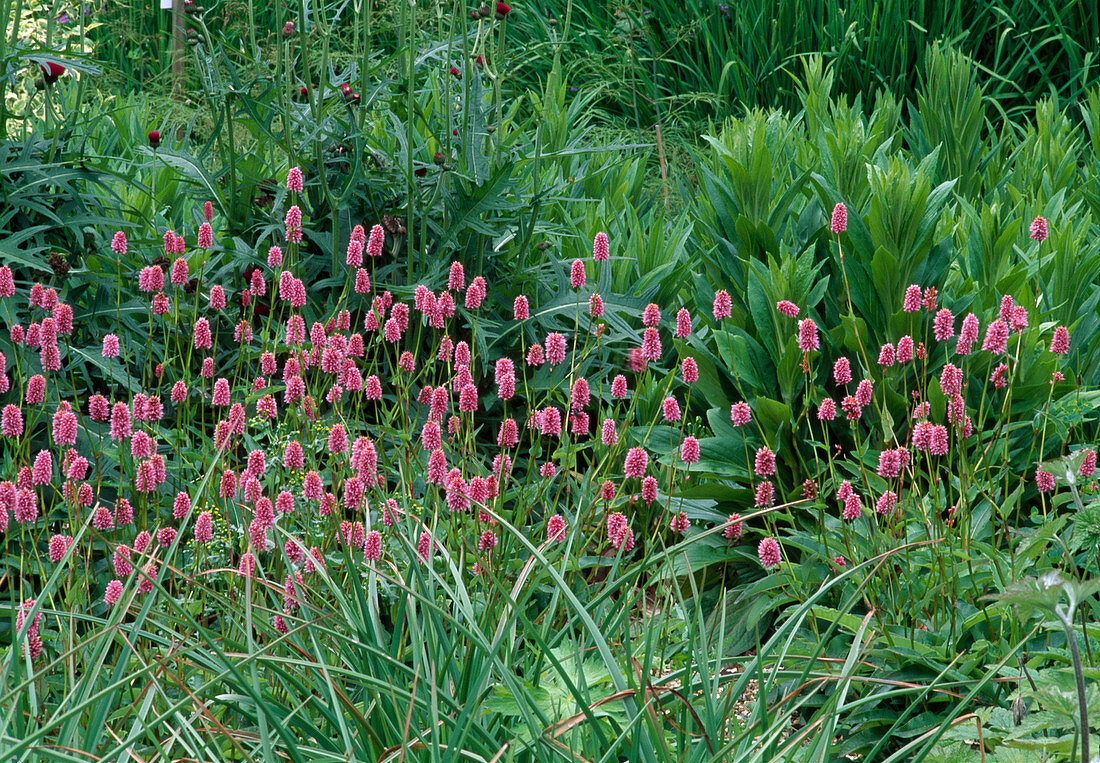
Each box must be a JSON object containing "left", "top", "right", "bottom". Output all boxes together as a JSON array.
[
  {"left": 40, "top": 61, "right": 66, "bottom": 83},
  {"left": 147, "top": 131, "right": 161, "bottom": 148}
]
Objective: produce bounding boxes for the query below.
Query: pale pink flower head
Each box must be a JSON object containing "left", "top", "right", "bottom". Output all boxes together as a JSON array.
[
  {"left": 641, "top": 327, "right": 661, "bottom": 361},
  {"left": 730, "top": 401, "right": 751, "bottom": 427},
  {"left": 0, "top": 266, "right": 13, "bottom": 298},
  {"left": 26, "top": 374, "right": 46, "bottom": 405},
  {"left": 212, "top": 377, "right": 231, "bottom": 406},
  {"left": 624, "top": 447, "right": 648, "bottom": 479},
  {"left": 363, "top": 530, "right": 382, "bottom": 561},
  {"left": 138, "top": 265, "right": 164, "bottom": 293},
  {"left": 712, "top": 290, "right": 732, "bottom": 321},
  {"left": 417, "top": 530, "right": 435, "bottom": 562},
  {"left": 642, "top": 303, "right": 661, "bottom": 328},
  {"left": 104, "top": 580, "right": 124, "bottom": 606},
  {"left": 723, "top": 513, "right": 743, "bottom": 542},
  {"left": 194, "top": 511, "right": 213, "bottom": 543},
  {"left": 662, "top": 396, "right": 681, "bottom": 422},
  {"left": 902, "top": 285, "right": 921, "bottom": 313},
  {"left": 547, "top": 514, "right": 566, "bottom": 542},
  {"left": 876, "top": 491, "right": 897, "bottom": 515},
  {"left": 14, "top": 487, "right": 37, "bottom": 523},
  {"left": 842, "top": 492, "right": 861, "bottom": 521},
  {"left": 1050, "top": 326, "right": 1070, "bottom": 355},
  {"left": 197, "top": 222, "right": 214, "bottom": 249},
  {"left": 346, "top": 238, "right": 364, "bottom": 268},
  {"left": 366, "top": 224, "right": 384, "bottom": 258},
  {"left": 670, "top": 511, "right": 690, "bottom": 533},
  {"left": 110, "top": 231, "right": 128, "bottom": 256},
  {"left": 830, "top": 202, "right": 847, "bottom": 234},
  {"left": 1010, "top": 305, "right": 1028, "bottom": 334},
  {"left": 758, "top": 537, "right": 781, "bottom": 569},
  {"left": 285, "top": 205, "right": 304, "bottom": 243},
  {"left": 877, "top": 449, "right": 901, "bottom": 479},
  {"left": 680, "top": 436, "right": 700, "bottom": 464},
  {"left": 465, "top": 277, "right": 487, "bottom": 310},
  {"left": 841, "top": 395, "right": 862, "bottom": 420},
  {"left": 1035, "top": 469, "right": 1055, "bottom": 492},
  {"left": 287, "top": 166, "right": 304, "bottom": 192},
  {"left": 674, "top": 308, "right": 691, "bottom": 337},
  {"left": 682, "top": 357, "right": 698, "bottom": 383},
  {"left": 956, "top": 313, "right": 979, "bottom": 355},
  {"left": 981, "top": 319, "right": 1009, "bottom": 354},
  {"left": 896, "top": 335, "right": 914, "bottom": 363},
  {"left": 923, "top": 287, "right": 937, "bottom": 312},
  {"left": 833, "top": 357, "right": 851, "bottom": 385},
  {"left": 611, "top": 374, "right": 628, "bottom": 398},
  {"left": 1029, "top": 215, "right": 1048, "bottom": 242},
  {"left": 265, "top": 245, "right": 283, "bottom": 269},
  {"left": 545, "top": 332, "right": 567, "bottom": 366},
  {"left": 877, "top": 343, "right": 895, "bottom": 367},
  {"left": 327, "top": 423, "right": 348, "bottom": 454},
  {"left": 109, "top": 402, "right": 132, "bottom": 440},
  {"left": 797, "top": 318, "right": 819, "bottom": 352},
  {"left": 606, "top": 511, "right": 630, "bottom": 549},
  {"left": 592, "top": 231, "right": 609, "bottom": 261},
  {"left": 53, "top": 303, "right": 73, "bottom": 335},
  {"left": 208, "top": 284, "right": 226, "bottom": 311},
  {"left": 49, "top": 533, "right": 74, "bottom": 562},
  {"left": 193, "top": 317, "right": 212, "bottom": 350},
  {"left": 2, "top": 404, "right": 24, "bottom": 439},
  {"left": 102, "top": 333, "right": 121, "bottom": 358},
  {"left": 776, "top": 300, "right": 799, "bottom": 317},
  {"left": 940, "top": 363, "right": 962, "bottom": 397},
  {"left": 754, "top": 446, "right": 776, "bottom": 477},
  {"left": 448, "top": 261, "right": 466, "bottom": 291},
  {"left": 569, "top": 259, "right": 586, "bottom": 289},
  {"left": 855, "top": 379, "right": 873, "bottom": 406},
  {"left": 1079, "top": 449, "right": 1096, "bottom": 477},
  {"left": 589, "top": 293, "right": 604, "bottom": 317},
  {"left": 513, "top": 294, "right": 529, "bottom": 320},
  {"left": 398, "top": 351, "right": 415, "bottom": 374},
  {"left": 601, "top": 479, "right": 616, "bottom": 502},
  {"left": 753, "top": 479, "right": 774, "bottom": 508},
  {"left": 932, "top": 308, "right": 954, "bottom": 341},
  {"left": 92, "top": 505, "right": 114, "bottom": 530}
]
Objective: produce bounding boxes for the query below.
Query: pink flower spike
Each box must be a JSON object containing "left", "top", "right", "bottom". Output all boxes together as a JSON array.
[
  {"left": 830, "top": 202, "right": 847, "bottom": 234},
  {"left": 776, "top": 300, "right": 799, "bottom": 317},
  {"left": 902, "top": 285, "right": 921, "bottom": 313},
  {"left": 758, "top": 537, "right": 781, "bottom": 570},
  {"left": 1050, "top": 326, "right": 1070, "bottom": 355},
  {"left": 712, "top": 290, "right": 732, "bottom": 321},
  {"left": 287, "top": 166, "right": 304, "bottom": 192},
  {"left": 592, "top": 231, "right": 609, "bottom": 261},
  {"left": 1035, "top": 469, "right": 1055, "bottom": 492},
  {"left": 569, "top": 259, "right": 586, "bottom": 289},
  {"left": 797, "top": 318, "right": 819, "bottom": 352},
  {"left": 1029, "top": 216, "right": 1048, "bottom": 242}
]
